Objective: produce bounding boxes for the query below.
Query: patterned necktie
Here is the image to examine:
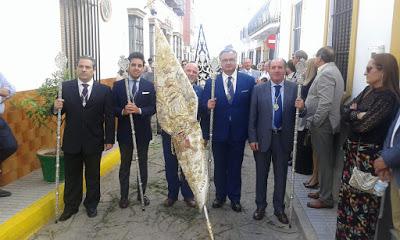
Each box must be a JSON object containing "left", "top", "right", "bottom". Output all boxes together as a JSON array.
[
  {"left": 81, "top": 83, "right": 89, "bottom": 106},
  {"left": 132, "top": 80, "right": 138, "bottom": 99},
  {"left": 227, "top": 76, "right": 234, "bottom": 104},
  {"left": 273, "top": 85, "right": 282, "bottom": 129}
]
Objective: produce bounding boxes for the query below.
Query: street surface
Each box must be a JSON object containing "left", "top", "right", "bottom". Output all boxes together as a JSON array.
[{"left": 31, "top": 135, "right": 304, "bottom": 240}]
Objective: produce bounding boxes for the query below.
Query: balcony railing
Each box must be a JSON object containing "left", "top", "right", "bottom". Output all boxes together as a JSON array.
[
  {"left": 165, "top": 0, "right": 184, "bottom": 16},
  {"left": 247, "top": 0, "right": 280, "bottom": 36}
]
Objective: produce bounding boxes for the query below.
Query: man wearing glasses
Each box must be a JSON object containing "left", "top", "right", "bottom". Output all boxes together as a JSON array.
[{"left": 202, "top": 45, "right": 255, "bottom": 212}]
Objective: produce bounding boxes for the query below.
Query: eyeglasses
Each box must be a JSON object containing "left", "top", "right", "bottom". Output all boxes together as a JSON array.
[
  {"left": 221, "top": 59, "right": 236, "bottom": 64},
  {"left": 366, "top": 66, "right": 373, "bottom": 73},
  {"left": 366, "top": 65, "right": 383, "bottom": 73}
]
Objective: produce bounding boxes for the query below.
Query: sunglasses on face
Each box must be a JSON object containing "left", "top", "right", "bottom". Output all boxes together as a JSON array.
[{"left": 366, "top": 66, "right": 373, "bottom": 73}]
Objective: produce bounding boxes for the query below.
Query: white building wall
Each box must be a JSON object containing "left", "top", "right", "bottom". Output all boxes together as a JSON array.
[
  {"left": 277, "top": 0, "right": 293, "bottom": 60},
  {"left": 0, "top": 1, "right": 61, "bottom": 91},
  {"left": 351, "top": 0, "right": 394, "bottom": 98},
  {"left": 300, "top": 0, "right": 326, "bottom": 56},
  {"left": 0, "top": 0, "right": 183, "bottom": 90}
]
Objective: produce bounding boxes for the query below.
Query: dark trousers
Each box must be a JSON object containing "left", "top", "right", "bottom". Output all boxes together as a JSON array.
[
  {"left": 0, "top": 117, "right": 17, "bottom": 163},
  {"left": 161, "top": 131, "right": 194, "bottom": 200},
  {"left": 253, "top": 132, "right": 289, "bottom": 214},
  {"left": 212, "top": 140, "right": 245, "bottom": 203},
  {"left": 64, "top": 151, "right": 102, "bottom": 211},
  {"left": 119, "top": 141, "right": 149, "bottom": 200}
]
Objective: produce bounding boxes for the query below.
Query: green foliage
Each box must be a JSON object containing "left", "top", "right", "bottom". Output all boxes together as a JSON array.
[{"left": 15, "top": 69, "right": 70, "bottom": 131}]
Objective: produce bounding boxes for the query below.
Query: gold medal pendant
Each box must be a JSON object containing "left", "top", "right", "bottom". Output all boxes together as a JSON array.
[{"left": 273, "top": 103, "right": 279, "bottom": 111}]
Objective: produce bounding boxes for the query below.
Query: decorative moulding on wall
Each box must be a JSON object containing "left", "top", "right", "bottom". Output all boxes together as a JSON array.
[
  {"left": 127, "top": 8, "right": 146, "bottom": 18},
  {"left": 100, "top": 0, "right": 112, "bottom": 22}
]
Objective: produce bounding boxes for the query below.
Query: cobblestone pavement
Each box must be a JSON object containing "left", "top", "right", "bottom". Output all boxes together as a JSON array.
[{"left": 31, "top": 135, "right": 304, "bottom": 240}]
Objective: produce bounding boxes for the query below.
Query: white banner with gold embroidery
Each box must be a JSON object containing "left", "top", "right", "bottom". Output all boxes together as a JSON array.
[{"left": 154, "top": 24, "right": 209, "bottom": 211}]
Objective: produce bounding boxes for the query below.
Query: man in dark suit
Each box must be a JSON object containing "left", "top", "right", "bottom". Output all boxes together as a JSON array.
[
  {"left": 202, "top": 46, "right": 255, "bottom": 212},
  {"left": 248, "top": 58, "right": 298, "bottom": 224},
  {"left": 374, "top": 109, "right": 400, "bottom": 237},
  {"left": 162, "top": 62, "right": 206, "bottom": 208},
  {"left": 112, "top": 52, "right": 156, "bottom": 209},
  {"left": 53, "top": 56, "right": 115, "bottom": 221}
]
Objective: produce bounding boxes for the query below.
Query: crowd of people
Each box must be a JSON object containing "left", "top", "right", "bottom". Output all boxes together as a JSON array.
[{"left": 1, "top": 45, "right": 400, "bottom": 239}]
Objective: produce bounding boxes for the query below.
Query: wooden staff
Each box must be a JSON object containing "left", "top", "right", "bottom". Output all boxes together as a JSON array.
[{"left": 124, "top": 78, "right": 146, "bottom": 211}]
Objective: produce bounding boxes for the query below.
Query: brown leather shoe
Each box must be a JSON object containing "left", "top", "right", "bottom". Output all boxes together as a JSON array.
[
  {"left": 184, "top": 198, "right": 196, "bottom": 208},
  {"left": 163, "top": 198, "right": 176, "bottom": 207},
  {"left": 119, "top": 199, "right": 129, "bottom": 209},
  {"left": 307, "top": 199, "right": 333, "bottom": 209},
  {"left": 307, "top": 192, "right": 319, "bottom": 199}
]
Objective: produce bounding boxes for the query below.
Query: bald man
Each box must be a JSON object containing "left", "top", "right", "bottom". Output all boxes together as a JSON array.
[
  {"left": 241, "top": 58, "right": 261, "bottom": 81},
  {"left": 162, "top": 63, "right": 207, "bottom": 208}
]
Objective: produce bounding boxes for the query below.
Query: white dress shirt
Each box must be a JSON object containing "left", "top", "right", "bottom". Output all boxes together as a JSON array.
[
  {"left": 391, "top": 114, "right": 400, "bottom": 147},
  {"left": 78, "top": 78, "right": 94, "bottom": 106},
  {"left": 222, "top": 70, "right": 237, "bottom": 95},
  {"left": 0, "top": 73, "right": 16, "bottom": 114},
  {"left": 270, "top": 81, "right": 285, "bottom": 129}
]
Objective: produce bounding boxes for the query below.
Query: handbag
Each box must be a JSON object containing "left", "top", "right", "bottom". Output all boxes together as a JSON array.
[
  {"left": 349, "top": 166, "right": 379, "bottom": 194},
  {"left": 348, "top": 140, "right": 380, "bottom": 195}
]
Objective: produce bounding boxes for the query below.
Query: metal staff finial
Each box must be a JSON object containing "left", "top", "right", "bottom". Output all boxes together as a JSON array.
[{"left": 118, "top": 55, "right": 130, "bottom": 79}]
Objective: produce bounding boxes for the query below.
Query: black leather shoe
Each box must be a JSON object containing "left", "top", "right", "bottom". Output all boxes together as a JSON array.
[
  {"left": 58, "top": 209, "right": 78, "bottom": 222},
  {"left": 274, "top": 212, "right": 289, "bottom": 224},
  {"left": 253, "top": 208, "right": 265, "bottom": 220},
  {"left": 119, "top": 198, "right": 129, "bottom": 209},
  {"left": 0, "top": 189, "right": 11, "bottom": 197},
  {"left": 231, "top": 202, "right": 242, "bottom": 212},
  {"left": 137, "top": 195, "right": 150, "bottom": 206},
  {"left": 86, "top": 208, "right": 97, "bottom": 218},
  {"left": 163, "top": 198, "right": 176, "bottom": 207},
  {"left": 184, "top": 198, "right": 196, "bottom": 208},
  {"left": 212, "top": 199, "right": 225, "bottom": 208}
]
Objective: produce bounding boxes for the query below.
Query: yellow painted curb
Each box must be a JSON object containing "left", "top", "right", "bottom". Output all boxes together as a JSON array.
[{"left": 0, "top": 149, "right": 121, "bottom": 240}]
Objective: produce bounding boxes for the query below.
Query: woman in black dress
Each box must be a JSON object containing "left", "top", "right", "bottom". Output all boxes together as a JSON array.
[
  {"left": 295, "top": 58, "right": 317, "bottom": 180},
  {"left": 336, "top": 53, "right": 400, "bottom": 239}
]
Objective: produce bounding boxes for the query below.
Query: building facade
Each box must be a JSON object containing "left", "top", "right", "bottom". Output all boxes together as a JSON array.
[
  {"left": 240, "top": 0, "right": 400, "bottom": 98},
  {"left": 0, "top": 0, "right": 192, "bottom": 91}
]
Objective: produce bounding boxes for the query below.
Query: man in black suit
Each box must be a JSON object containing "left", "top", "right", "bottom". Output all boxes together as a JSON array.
[
  {"left": 53, "top": 56, "right": 115, "bottom": 221},
  {"left": 112, "top": 52, "right": 156, "bottom": 209},
  {"left": 248, "top": 58, "right": 299, "bottom": 224}
]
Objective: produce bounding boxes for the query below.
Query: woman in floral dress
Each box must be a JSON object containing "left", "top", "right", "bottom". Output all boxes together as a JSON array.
[{"left": 336, "top": 53, "right": 400, "bottom": 239}]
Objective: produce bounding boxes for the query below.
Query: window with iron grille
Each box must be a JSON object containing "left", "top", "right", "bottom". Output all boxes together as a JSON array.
[
  {"left": 293, "top": 1, "right": 302, "bottom": 52},
  {"left": 128, "top": 15, "right": 143, "bottom": 53},
  {"left": 332, "top": 0, "right": 352, "bottom": 88},
  {"left": 60, "top": 0, "right": 101, "bottom": 81}
]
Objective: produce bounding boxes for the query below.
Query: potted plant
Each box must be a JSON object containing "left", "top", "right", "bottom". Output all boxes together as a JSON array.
[{"left": 15, "top": 53, "right": 70, "bottom": 182}]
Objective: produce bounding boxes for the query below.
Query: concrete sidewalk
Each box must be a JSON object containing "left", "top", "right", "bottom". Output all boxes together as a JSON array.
[{"left": 0, "top": 136, "right": 337, "bottom": 240}]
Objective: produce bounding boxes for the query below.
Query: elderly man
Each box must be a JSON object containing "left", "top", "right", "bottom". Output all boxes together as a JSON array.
[
  {"left": 292, "top": 50, "right": 308, "bottom": 83},
  {"left": 0, "top": 73, "right": 17, "bottom": 197},
  {"left": 202, "top": 46, "right": 255, "bottom": 212},
  {"left": 54, "top": 56, "right": 115, "bottom": 221},
  {"left": 241, "top": 58, "right": 261, "bottom": 81},
  {"left": 162, "top": 62, "right": 207, "bottom": 208},
  {"left": 296, "top": 46, "right": 344, "bottom": 209},
  {"left": 248, "top": 59, "right": 299, "bottom": 224}
]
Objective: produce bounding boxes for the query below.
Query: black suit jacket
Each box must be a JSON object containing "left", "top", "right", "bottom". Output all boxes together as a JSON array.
[
  {"left": 59, "top": 80, "right": 115, "bottom": 154},
  {"left": 112, "top": 78, "right": 156, "bottom": 145}
]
